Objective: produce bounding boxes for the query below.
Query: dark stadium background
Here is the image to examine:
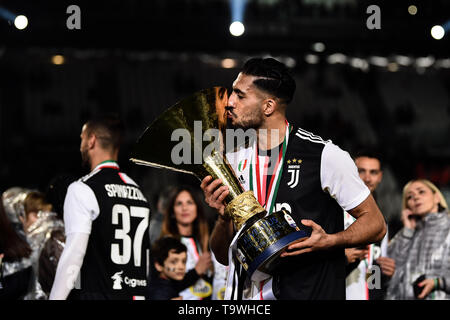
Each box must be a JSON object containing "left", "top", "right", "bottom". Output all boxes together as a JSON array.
[{"left": 0, "top": 0, "right": 449, "bottom": 234}]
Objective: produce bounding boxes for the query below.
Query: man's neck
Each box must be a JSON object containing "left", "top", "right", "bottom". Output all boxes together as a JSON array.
[
  {"left": 90, "top": 153, "right": 118, "bottom": 171},
  {"left": 257, "top": 117, "right": 287, "bottom": 151}
]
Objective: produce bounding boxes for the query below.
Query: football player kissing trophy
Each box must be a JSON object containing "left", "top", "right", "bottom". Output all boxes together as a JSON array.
[{"left": 130, "top": 87, "right": 309, "bottom": 281}]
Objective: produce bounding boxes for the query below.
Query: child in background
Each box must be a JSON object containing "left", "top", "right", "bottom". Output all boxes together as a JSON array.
[{"left": 146, "top": 236, "right": 190, "bottom": 300}]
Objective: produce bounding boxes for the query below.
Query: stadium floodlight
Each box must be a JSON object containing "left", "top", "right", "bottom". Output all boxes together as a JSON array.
[
  {"left": 229, "top": 21, "right": 245, "bottom": 37},
  {"left": 230, "top": 0, "right": 247, "bottom": 37},
  {"left": 14, "top": 14, "right": 28, "bottom": 30},
  {"left": 51, "top": 55, "right": 65, "bottom": 65},
  {"left": 408, "top": 5, "right": 417, "bottom": 15},
  {"left": 431, "top": 25, "right": 445, "bottom": 40},
  {"left": 312, "top": 42, "right": 325, "bottom": 53}
]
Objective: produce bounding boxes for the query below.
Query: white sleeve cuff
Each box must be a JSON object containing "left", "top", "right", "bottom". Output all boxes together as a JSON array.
[
  {"left": 320, "top": 142, "right": 371, "bottom": 211},
  {"left": 344, "top": 189, "right": 371, "bottom": 211}
]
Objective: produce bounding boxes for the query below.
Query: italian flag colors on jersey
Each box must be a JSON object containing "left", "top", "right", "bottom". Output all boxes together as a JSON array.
[{"left": 238, "top": 159, "right": 248, "bottom": 172}]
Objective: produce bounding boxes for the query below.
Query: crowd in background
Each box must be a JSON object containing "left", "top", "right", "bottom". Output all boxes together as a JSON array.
[
  {"left": 1, "top": 157, "right": 449, "bottom": 300},
  {"left": 0, "top": 100, "right": 448, "bottom": 301}
]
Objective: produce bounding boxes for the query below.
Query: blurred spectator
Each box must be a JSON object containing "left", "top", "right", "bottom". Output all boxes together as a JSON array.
[
  {"left": 160, "top": 186, "right": 213, "bottom": 300},
  {"left": 1, "top": 187, "right": 32, "bottom": 235},
  {"left": 0, "top": 194, "right": 33, "bottom": 299},
  {"left": 23, "top": 191, "right": 65, "bottom": 298},
  {"left": 345, "top": 150, "right": 394, "bottom": 300},
  {"left": 22, "top": 191, "right": 52, "bottom": 231},
  {"left": 387, "top": 179, "right": 450, "bottom": 299},
  {"left": 149, "top": 186, "right": 176, "bottom": 246},
  {"left": 146, "top": 236, "right": 188, "bottom": 300}
]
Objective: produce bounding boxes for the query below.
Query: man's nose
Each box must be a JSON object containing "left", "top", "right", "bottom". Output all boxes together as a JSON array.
[
  {"left": 228, "top": 93, "right": 236, "bottom": 107},
  {"left": 360, "top": 173, "right": 369, "bottom": 182}
]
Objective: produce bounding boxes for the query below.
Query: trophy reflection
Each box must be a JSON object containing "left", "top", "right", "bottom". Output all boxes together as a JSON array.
[{"left": 130, "top": 87, "right": 309, "bottom": 281}]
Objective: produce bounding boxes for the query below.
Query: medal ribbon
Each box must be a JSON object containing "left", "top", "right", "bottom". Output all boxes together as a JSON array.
[
  {"left": 365, "top": 244, "right": 373, "bottom": 300},
  {"left": 249, "top": 121, "right": 291, "bottom": 214}
]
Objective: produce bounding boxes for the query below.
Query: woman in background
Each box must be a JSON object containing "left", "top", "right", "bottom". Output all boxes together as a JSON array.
[
  {"left": 387, "top": 179, "right": 450, "bottom": 299},
  {"left": 160, "top": 186, "right": 213, "bottom": 300}
]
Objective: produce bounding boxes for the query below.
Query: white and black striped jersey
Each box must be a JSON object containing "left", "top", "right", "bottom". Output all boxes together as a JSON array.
[
  {"left": 225, "top": 125, "right": 370, "bottom": 300},
  {"left": 64, "top": 161, "right": 150, "bottom": 300}
]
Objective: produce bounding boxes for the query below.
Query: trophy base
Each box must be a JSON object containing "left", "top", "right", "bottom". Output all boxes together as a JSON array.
[
  {"left": 248, "top": 230, "right": 309, "bottom": 280},
  {"left": 235, "top": 210, "right": 310, "bottom": 281}
]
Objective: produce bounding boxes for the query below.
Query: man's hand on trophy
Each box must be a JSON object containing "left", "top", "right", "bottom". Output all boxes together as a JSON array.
[
  {"left": 280, "top": 219, "right": 333, "bottom": 257},
  {"left": 200, "top": 176, "right": 230, "bottom": 217}
]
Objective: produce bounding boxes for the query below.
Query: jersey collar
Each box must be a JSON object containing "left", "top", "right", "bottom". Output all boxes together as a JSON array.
[{"left": 93, "top": 160, "right": 120, "bottom": 171}]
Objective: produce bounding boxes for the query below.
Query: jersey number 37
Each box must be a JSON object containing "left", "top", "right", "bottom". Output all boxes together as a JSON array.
[{"left": 111, "top": 204, "right": 149, "bottom": 267}]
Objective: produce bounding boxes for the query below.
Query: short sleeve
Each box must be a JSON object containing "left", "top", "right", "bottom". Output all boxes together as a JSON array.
[
  {"left": 63, "top": 181, "right": 99, "bottom": 235},
  {"left": 320, "top": 142, "right": 370, "bottom": 211}
]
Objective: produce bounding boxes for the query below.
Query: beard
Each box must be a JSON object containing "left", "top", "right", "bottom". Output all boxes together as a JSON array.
[
  {"left": 80, "top": 148, "right": 91, "bottom": 170},
  {"left": 226, "top": 108, "right": 264, "bottom": 131}
]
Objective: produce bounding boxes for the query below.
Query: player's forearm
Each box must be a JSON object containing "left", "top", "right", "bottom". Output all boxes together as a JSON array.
[
  {"left": 210, "top": 216, "right": 234, "bottom": 265},
  {"left": 49, "top": 250, "right": 78, "bottom": 299},
  {"left": 49, "top": 233, "right": 89, "bottom": 300},
  {"left": 333, "top": 196, "right": 386, "bottom": 248}
]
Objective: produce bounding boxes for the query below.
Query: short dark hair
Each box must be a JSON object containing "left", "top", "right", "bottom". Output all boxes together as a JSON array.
[
  {"left": 152, "top": 236, "right": 187, "bottom": 266},
  {"left": 241, "top": 58, "right": 296, "bottom": 104},
  {"left": 354, "top": 148, "right": 384, "bottom": 170},
  {"left": 85, "top": 113, "right": 124, "bottom": 151}
]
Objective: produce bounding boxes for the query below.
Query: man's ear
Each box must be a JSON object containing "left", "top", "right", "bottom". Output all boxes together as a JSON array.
[
  {"left": 263, "top": 98, "right": 276, "bottom": 116},
  {"left": 87, "top": 134, "right": 96, "bottom": 149},
  {"left": 154, "top": 262, "right": 164, "bottom": 273}
]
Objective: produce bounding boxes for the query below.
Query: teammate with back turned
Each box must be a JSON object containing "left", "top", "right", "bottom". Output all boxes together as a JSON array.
[{"left": 50, "top": 114, "right": 150, "bottom": 300}]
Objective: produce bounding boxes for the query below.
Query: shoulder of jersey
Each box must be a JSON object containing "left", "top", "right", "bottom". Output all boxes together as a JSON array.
[
  {"left": 78, "top": 169, "right": 139, "bottom": 187},
  {"left": 79, "top": 168, "right": 102, "bottom": 183},
  {"left": 117, "top": 171, "right": 139, "bottom": 187},
  {"left": 293, "top": 127, "right": 331, "bottom": 145}
]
